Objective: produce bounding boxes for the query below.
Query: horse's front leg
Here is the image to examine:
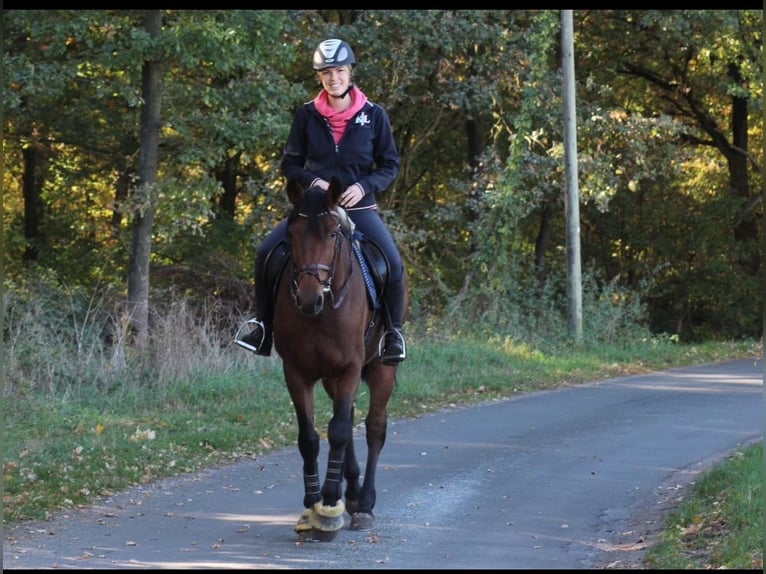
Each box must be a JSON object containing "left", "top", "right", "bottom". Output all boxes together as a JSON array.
[
  {"left": 296, "top": 409, "right": 322, "bottom": 510},
  {"left": 294, "top": 382, "right": 356, "bottom": 540},
  {"left": 290, "top": 380, "right": 338, "bottom": 539},
  {"left": 284, "top": 374, "right": 322, "bottom": 510},
  {"left": 320, "top": 391, "right": 356, "bottom": 508}
]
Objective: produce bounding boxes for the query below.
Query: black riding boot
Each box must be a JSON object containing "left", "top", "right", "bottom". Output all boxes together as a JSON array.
[
  {"left": 235, "top": 251, "right": 273, "bottom": 356},
  {"left": 380, "top": 275, "right": 406, "bottom": 365}
]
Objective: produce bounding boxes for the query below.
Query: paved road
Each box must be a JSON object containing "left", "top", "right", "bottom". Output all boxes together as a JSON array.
[{"left": 4, "top": 358, "right": 763, "bottom": 570}]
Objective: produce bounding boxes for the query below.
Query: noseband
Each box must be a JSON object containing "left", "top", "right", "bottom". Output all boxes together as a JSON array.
[{"left": 290, "top": 209, "right": 355, "bottom": 310}]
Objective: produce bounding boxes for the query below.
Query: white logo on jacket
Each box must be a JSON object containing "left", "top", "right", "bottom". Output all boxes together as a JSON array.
[{"left": 355, "top": 112, "right": 370, "bottom": 126}]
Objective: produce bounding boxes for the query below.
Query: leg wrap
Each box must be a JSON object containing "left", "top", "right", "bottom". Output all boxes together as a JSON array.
[
  {"left": 325, "top": 459, "right": 343, "bottom": 483},
  {"left": 303, "top": 473, "right": 320, "bottom": 496}
]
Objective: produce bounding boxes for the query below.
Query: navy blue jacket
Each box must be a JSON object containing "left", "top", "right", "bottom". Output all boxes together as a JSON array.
[{"left": 281, "top": 99, "right": 400, "bottom": 209}]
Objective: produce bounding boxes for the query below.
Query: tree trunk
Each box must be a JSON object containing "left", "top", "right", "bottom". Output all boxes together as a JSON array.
[
  {"left": 727, "top": 63, "right": 755, "bottom": 245},
  {"left": 214, "top": 153, "right": 240, "bottom": 221},
  {"left": 127, "top": 10, "right": 163, "bottom": 349},
  {"left": 465, "top": 117, "right": 483, "bottom": 170},
  {"left": 21, "top": 145, "right": 42, "bottom": 263}
]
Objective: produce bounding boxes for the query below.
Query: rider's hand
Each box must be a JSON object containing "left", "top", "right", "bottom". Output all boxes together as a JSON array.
[{"left": 340, "top": 183, "right": 364, "bottom": 208}]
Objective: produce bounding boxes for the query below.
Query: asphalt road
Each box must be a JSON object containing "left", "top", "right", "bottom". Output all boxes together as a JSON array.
[{"left": 3, "top": 358, "right": 763, "bottom": 570}]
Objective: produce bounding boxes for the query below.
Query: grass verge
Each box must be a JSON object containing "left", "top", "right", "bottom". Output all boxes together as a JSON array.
[{"left": 643, "top": 441, "right": 763, "bottom": 570}]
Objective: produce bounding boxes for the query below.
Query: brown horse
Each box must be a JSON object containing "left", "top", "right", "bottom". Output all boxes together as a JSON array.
[{"left": 273, "top": 177, "right": 407, "bottom": 541}]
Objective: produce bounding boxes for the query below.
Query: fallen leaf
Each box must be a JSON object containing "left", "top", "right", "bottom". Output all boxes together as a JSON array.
[{"left": 682, "top": 522, "right": 703, "bottom": 536}]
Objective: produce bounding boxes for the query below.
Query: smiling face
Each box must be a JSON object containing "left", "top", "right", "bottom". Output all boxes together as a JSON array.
[{"left": 317, "top": 65, "right": 352, "bottom": 99}]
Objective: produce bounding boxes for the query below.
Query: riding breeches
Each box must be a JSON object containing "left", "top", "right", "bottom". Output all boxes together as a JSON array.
[{"left": 346, "top": 208, "right": 405, "bottom": 329}]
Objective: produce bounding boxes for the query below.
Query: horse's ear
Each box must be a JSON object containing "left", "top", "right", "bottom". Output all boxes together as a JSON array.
[
  {"left": 286, "top": 178, "right": 303, "bottom": 207},
  {"left": 327, "top": 177, "right": 343, "bottom": 207}
]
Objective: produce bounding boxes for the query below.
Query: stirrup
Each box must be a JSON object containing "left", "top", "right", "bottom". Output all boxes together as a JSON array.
[
  {"left": 235, "top": 318, "right": 265, "bottom": 353},
  {"left": 378, "top": 329, "right": 406, "bottom": 365}
]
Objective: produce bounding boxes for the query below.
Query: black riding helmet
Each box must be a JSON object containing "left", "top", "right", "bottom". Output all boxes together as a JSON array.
[{"left": 313, "top": 39, "right": 356, "bottom": 70}]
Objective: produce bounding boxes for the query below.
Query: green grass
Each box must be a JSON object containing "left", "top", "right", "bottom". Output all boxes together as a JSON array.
[
  {"left": 2, "top": 335, "right": 762, "bottom": 569},
  {"left": 643, "top": 441, "right": 763, "bottom": 570}
]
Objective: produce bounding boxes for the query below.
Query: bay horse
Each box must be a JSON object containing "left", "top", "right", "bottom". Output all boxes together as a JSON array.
[{"left": 272, "top": 177, "right": 408, "bottom": 541}]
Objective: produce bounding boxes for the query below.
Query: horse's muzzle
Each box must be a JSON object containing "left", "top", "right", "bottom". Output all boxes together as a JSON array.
[{"left": 296, "top": 289, "right": 324, "bottom": 316}]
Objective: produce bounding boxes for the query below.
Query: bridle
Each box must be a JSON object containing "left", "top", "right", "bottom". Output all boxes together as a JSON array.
[{"left": 289, "top": 209, "right": 355, "bottom": 311}]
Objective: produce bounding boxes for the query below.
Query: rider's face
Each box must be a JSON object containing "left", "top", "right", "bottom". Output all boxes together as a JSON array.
[{"left": 317, "top": 66, "right": 351, "bottom": 98}]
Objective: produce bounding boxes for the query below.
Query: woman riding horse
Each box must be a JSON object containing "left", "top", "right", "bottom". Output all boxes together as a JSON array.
[
  {"left": 273, "top": 177, "right": 405, "bottom": 538},
  {"left": 236, "top": 38, "right": 407, "bottom": 366}
]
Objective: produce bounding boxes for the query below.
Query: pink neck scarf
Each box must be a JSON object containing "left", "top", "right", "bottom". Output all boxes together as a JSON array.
[{"left": 314, "top": 86, "right": 368, "bottom": 145}]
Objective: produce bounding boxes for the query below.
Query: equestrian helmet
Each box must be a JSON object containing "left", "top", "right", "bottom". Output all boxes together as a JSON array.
[{"left": 313, "top": 39, "right": 356, "bottom": 70}]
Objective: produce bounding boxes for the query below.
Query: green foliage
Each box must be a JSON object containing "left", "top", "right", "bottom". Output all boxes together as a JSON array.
[
  {"left": 2, "top": 10, "right": 762, "bottom": 350},
  {"left": 577, "top": 10, "right": 762, "bottom": 339}
]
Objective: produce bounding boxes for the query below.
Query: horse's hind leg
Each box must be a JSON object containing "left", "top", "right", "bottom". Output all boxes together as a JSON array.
[
  {"left": 349, "top": 366, "right": 395, "bottom": 531},
  {"left": 342, "top": 421, "right": 362, "bottom": 514}
]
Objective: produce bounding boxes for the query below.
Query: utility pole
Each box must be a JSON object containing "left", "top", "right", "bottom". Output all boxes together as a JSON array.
[{"left": 561, "top": 10, "right": 583, "bottom": 344}]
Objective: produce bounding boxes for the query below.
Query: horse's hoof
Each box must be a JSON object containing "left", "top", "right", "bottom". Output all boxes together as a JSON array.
[
  {"left": 349, "top": 512, "right": 374, "bottom": 531},
  {"left": 309, "top": 500, "right": 345, "bottom": 532},
  {"left": 294, "top": 504, "right": 345, "bottom": 542},
  {"left": 298, "top": 528, "right": 340, "bottom": 542}
]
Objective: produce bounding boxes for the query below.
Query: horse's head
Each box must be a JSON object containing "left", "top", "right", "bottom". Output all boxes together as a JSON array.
[{"left": 285, "top": 178, "right": 351, "bottom": 316}]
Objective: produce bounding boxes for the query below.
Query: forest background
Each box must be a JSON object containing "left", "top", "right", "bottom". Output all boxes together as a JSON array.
[
  {"left": 2, "top": 9, "right": 763, "bottom": 394},
  {"left": 2, "top": 13, "right": 764, "bottom": 563}
]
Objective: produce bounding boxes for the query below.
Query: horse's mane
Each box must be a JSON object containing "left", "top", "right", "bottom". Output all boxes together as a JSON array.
[{"left": 288, "top": 186, "right": 334, "bottom": 238}]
